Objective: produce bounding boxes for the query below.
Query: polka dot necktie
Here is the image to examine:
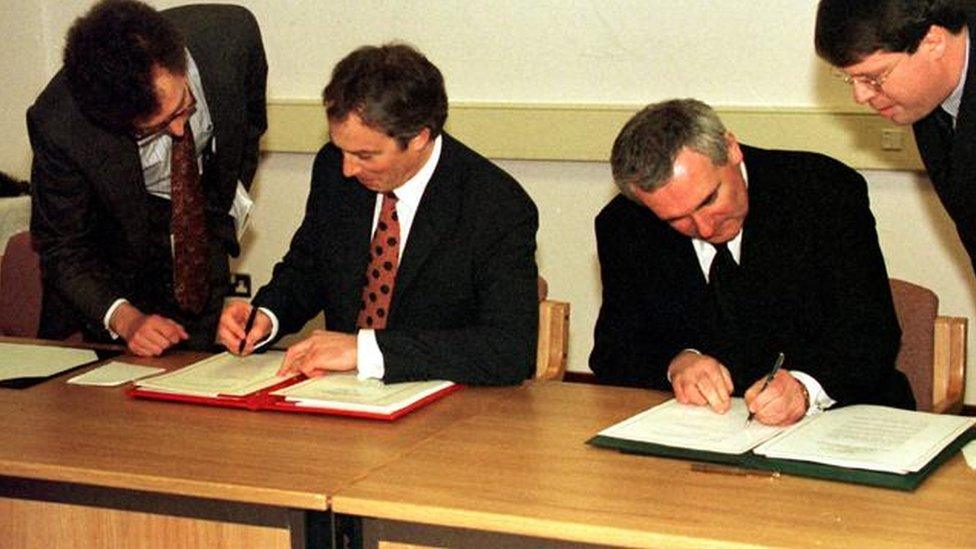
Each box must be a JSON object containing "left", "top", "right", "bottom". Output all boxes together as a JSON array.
[
  {"left": 357, "top": 192, "right": 400, "bottom": 329},
  {"left": 170, "top": 123, "right": 210, "bottom": 314}
]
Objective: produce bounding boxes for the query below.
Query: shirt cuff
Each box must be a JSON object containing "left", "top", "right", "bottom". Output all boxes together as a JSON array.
[
  {"left": 667, "top": 348, "right": 702, "bottom": 383},
  {"left": 103, "top": 298, "right": 128, "bottom": 339},
  {"left": 229, "top": 180, "right": 253, "bottom": 238},
  {"left": 789, "top": 370, "right": 837, "bottom": 415},
  {"left": 356, "top": 329, "right": 385, "bottom": 380},
  {"left": 254, "top": 307, "right": 278, "bottom": 350}
]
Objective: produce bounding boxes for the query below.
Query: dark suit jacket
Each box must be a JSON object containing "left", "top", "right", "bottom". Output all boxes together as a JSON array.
[
  {"left": 913, "top": 17, "right": 976, "bottom": 276},
  {"left": 590, "top": 145, "right": 914, "bottom": 409},
  {"left": 253, "top": 134, "right": 539, "bottom": 386},
  {"left": 28, "top": 5, "right": 267, "bottom": 346}
]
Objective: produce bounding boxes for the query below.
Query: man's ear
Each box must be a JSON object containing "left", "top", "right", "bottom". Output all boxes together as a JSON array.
[
  {"left": 920, "top": 24, "right": 949, "bottom": 60},
  {"left": 409, "top": 127, "right": 432, "bottom": 151},
  {"left": 725, "top": 132, "right": 743, "bottom": 166}
]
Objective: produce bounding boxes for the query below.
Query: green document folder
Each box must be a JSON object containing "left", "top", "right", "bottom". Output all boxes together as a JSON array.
[{"left": 588, "top": 427, "right": 976, "bottom": 491}]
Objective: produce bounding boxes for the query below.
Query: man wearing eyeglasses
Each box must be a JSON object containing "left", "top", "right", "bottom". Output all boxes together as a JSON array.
[
  {"left": 27, "top": 0, "right": 267, "bottom": 356},
  {"left": 815, "top": 1, "right": 976, "bottom": 274}
]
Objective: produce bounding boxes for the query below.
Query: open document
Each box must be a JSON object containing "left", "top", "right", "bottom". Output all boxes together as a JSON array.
[
  {"left": 590, "top": 398, "right": 976, "bottom": 487},
  {"left": 129, "top": 351, "right": 459, "bottom": 420}
]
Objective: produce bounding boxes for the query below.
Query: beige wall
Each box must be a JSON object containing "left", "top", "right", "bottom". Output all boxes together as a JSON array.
[
  {"left": 5, "top": 0, "right": 976, "bottom": 403},
  {"left": 0, "top": 1, "right": 52, "bottom": 179}
]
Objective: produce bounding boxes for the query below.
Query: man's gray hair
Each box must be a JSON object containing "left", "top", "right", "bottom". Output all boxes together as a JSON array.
[{"left": 611, "top": 98, "right": 729, "bottom": 201}]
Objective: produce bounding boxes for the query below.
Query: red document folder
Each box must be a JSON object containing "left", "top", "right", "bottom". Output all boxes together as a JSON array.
[{"left": 126, "top": 356, "right": 462, "bottom": 421}]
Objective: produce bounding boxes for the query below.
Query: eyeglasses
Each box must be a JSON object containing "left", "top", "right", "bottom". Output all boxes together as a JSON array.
[
  {"left": 833, "top": 55, "right": 906, "bottom": 93},
  {"left": 132, "top": 85, "right": 197, "bottom": 143}
]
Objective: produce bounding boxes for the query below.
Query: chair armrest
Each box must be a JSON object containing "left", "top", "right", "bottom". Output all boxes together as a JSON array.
[
  {"left": 932, "top": 315, "right": 967, "bottom": 414},
  {"left": 536, "top": 299, "right": 570, "bottom": 381}
]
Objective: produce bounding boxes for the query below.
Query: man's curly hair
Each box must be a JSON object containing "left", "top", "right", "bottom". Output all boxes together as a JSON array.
[{"left": 63, "top": 0, "right": 186, "bottom": 133}]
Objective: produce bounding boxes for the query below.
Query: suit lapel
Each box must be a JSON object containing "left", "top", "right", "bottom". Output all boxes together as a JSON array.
[
  {"left": 737, "top": 147, "right": 787, "bottom": 294},
  {"left": 185, "top": 42, "right": 238, "bottom": 201},
  {"left": 90, "top": 129, "right": 151, "bottom": 252},
  {"left": 389, "top": 138, "right": 458, "bottom": 316},
  {"left": 335, "top": 181, "right": 377, "bottom": 326}
]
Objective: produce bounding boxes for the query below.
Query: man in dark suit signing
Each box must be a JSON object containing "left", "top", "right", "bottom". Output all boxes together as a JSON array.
[
  {"left": 590, "top": 99, "right": 914, "bottom": 425},
  {"left": 815, "top": 0, "right": 976, "bottom": 276},
  {"left": 28, "top": 0, "right": 267, "bottom": 356},
  {"left": 219, "top": 44, "right": 539, "bottom": 386}
]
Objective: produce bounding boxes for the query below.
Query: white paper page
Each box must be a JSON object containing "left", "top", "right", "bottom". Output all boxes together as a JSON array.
[
  {"left": 271, "top": 373, "right": 454, "bottom": 414},
  {"left": 67, "top": 362, "right": 165, "bottom": 386},
  {"left": 754, "top": 405, "right": 976, "bottom": 473},
  {"left": 135, "top": 351, "right": 290, "bottom": 397},
  {"left": 0, "top": 343, "right": 98, "bottom": 381},
  {"left": 597, "top": 399, "right": 788, "bottom": 455}
]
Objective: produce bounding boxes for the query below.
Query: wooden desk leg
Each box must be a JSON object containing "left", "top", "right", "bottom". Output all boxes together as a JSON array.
[{"left": 333, "top": 512, "right": 364, "bottom": 549}]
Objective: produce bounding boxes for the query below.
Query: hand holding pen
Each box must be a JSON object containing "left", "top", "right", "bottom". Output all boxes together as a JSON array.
[
  {"left": 238, "top": 305, "right": 258, "bottom": 354},
  {"left": 746, "top": 353, "right": 786, "bottom": 425},
  {"left": 216, "top": 300, "right": 270, "bottom": 355}
]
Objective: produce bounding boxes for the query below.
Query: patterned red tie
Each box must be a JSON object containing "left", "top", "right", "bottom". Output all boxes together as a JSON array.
[
  {"left": 357, "top": 192, "right": 400, "bottom": 329},
  {"left": 170, "top": 123, "right": 210, "bottom": 314}
]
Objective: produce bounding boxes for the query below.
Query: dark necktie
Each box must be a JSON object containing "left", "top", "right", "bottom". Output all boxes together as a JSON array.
[
  {"left": 170, "top": 123, "right": 210, "bottom": 314},
  {"left": 708, "top": 242, "right": 740, "bottom": 340},
  {"left": 936, "top": 107, "right": 955, "bottom": 134},
  {"left": 357, "top": 192, "right": 400, "bottom": 329}
]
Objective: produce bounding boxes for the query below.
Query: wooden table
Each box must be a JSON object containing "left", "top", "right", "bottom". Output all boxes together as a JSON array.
[
  {"left": 0, "top": 348, "right": 512, "bottom": 548},
  {"left": 332, "top": 382, "right": 976, "bottom": 548}
]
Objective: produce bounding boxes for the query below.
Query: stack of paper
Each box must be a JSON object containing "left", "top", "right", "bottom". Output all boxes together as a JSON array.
[{"left": 135, "top": 351, "right": 292, "bottom": 397}]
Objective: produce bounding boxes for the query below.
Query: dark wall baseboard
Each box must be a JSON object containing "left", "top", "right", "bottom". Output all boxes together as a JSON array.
[{"left": 562, "top": 372, "right": 597, "bottom": 384}]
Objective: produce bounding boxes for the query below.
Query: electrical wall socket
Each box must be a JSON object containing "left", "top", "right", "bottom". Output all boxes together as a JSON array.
[
  {"left": 229, "top": 273, "right": 252, "bottom": 297},
  {"left": 881, "top": 129, "right": 905, "bottom": 151}
]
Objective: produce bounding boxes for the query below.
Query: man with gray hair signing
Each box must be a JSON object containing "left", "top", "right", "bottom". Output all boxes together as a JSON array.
[{"left": 589, "top": 98, "right": 914, "bottom": 425}]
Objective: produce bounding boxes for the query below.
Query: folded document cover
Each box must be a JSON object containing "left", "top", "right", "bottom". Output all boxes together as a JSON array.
[
  {"left": 588, "top": 399, "right": 976, "bottom": 491},
  {"left": 129, "top": 351, "right": 460, "bottom": 420}
]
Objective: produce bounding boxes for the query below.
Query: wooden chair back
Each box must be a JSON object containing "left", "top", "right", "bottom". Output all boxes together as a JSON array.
[
  {"left": 535, "top": 276, "right": 569, "bottom": 381},
  {"left": 0, "top": 232, "right": 42, "bottom": 338},
  {"left": 889, "top": 278, "right": 966, "bottom": 413}
]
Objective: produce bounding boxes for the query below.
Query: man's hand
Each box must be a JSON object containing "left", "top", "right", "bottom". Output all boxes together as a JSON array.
[
  {"left": 278, "top": 330, "right": 358, "bottom": 377},
  {"left": 667, "top": 350, "right": 734, "bottom": 413},
  {"left": 110, "top": 302, "right": 188, "bottom": 357},
  {"left": 744, "top": 370, "right": 808, "bottom": 426},
  {"left": 217, "top": 300, "right": 272, "bottom": 355}
]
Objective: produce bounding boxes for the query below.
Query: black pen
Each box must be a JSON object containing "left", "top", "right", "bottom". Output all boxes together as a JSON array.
[
  {"left": 746, "top": 352, "right": 785, "bottom": 425},
  {"left": 238, "top": 305, "right": 258, "bottom": 354}
]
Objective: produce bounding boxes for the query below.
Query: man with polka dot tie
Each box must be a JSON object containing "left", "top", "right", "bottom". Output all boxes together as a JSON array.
[{"left": 218, "top": 44, "right": 539, "bottom": 386}]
